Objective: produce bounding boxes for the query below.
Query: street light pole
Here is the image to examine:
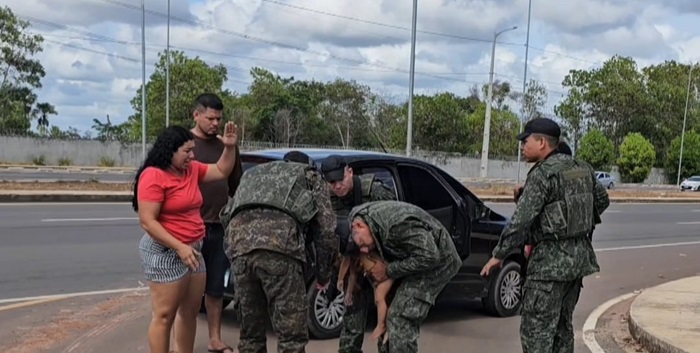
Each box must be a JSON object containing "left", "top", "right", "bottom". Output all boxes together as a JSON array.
[
  {"left": 405, "top": 0, "right": 418, "bottom": 157},
  {"left": 479, "top": 25, "right": 517, "bottom": 178},
  {"left": 165, "top": 0, "right": 171, "bottom": 127},
  {"left": 516, "top": 0, "right": 533, "bottom": 183},
  {"left": 677, "top": 63, "right": 693, "bottom": 186},
  {"left": 141, "top": 0, "right": 147, "bottom": 159}
]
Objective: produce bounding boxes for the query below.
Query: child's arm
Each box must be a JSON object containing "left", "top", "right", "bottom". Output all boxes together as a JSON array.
[{"left": 337, "top": 255, "right": 351, "bottom": 291}]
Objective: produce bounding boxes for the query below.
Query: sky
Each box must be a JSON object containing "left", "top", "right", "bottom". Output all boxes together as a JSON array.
[{"left": 2, "top": 0, "right": 699, "bottom": 135}]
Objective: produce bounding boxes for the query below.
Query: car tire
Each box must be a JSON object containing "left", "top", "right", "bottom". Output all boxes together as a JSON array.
[
  {"left": 306, "top": 278, "right": 346, "bottom": 339},
  {"left": 482, "top": 260, "right": 522, "bottom": 317},
  {"left": 608, "top": 182, "right": 614, "bottom": 189}
]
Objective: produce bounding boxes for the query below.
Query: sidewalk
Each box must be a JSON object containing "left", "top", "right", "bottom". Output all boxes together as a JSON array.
[{"left": 629, "top": 276, "right": 700, "bottom": 353}]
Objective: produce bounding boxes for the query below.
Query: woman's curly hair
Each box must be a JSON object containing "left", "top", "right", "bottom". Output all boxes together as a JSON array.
[{"left": 132, "top": 125, "right": 194, "bottom": 211}]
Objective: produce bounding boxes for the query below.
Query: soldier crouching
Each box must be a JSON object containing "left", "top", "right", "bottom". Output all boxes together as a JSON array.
[{"left": 220, "top": 151, "right": 338, "bottom": 353}]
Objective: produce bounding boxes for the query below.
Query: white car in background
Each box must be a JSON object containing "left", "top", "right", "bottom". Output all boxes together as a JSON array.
[
  {"left": 595, "top": 171, "right": 616, "bottom": 189},
  {"left": 680, "top": 176, "right": 700, "bottom": 191}
]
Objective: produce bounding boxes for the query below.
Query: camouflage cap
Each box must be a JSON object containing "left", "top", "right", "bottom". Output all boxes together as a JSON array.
[{"left": 557, "top": 141, "right": 572, "bottom": 156}]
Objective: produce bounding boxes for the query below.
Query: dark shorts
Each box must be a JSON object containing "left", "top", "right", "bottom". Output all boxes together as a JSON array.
[{"left": 201, "top": 223, "right": 231, "bottom": 297}]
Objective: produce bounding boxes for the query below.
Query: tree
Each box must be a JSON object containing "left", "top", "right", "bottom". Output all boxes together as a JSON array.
[
  {"left": 482, "top": 79, "right": 517, "bottom": 111},
  {"left": 664, "top": 130, "right": 700, "bottom": 183},
  {"left": 616, "top": 133, "right": 656, "bottom": 183},
  {"left": 514, "top": 79, "right": 548, "bottom": 122},
  {"left": 0, "top": 6, "right": 56, "bottom": 132},
  {"left": 126, "top": 50, "right": 231, "bottom": 139},
  {"left": 576, "top": 129, "right": 615, "bottom": 170},
  {"left": 465, "top": 102, "right": 520, "bottom": 157}
]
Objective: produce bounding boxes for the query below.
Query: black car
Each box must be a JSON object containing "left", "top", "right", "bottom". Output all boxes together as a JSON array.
[{"left": 216, "top": 148, "right": 526, "bottom": 339}]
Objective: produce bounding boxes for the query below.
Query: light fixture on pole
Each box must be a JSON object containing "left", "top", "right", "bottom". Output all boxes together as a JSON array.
[
  {"left": 516, "top": 0, "right": 532, "bottom": 184},
  {"left": 405, "top": 0, "right": 418, "bottom": 157},
  {"left": 479, "top": 25, "right": 518, "bottom": 178},
  {"left": 141, "top": 0, "right": 147, "bottom": 159},
  {"left": 165, "top": 0, "right": 171, "bottom": 127},
  {"left": 677, "top": 63, "right": 693, "bottom": 186}
]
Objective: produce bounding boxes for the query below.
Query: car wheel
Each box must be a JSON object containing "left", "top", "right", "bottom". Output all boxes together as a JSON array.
[
  {"left": 608, "top": 182, "right": 614, "bottom": 189},
  {"left": 482, "top": 260, "right": 522, "bottom": 317},
  {"left": 306, "top": 279, "right": 346, "bottom": 339}
]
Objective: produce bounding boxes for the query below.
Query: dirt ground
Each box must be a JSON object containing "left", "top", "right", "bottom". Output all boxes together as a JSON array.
[{"left": 1, "top": 180, "right": 699, "bottom": 199}]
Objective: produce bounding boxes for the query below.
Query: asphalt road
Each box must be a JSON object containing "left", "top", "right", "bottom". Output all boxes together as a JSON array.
[{"left": 0, "top": 202, "right": 699, "bottom": 353}]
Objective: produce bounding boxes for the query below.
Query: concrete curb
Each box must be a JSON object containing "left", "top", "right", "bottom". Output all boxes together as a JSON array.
[
  {"left": 628, "top": 277, "right": 700, "bottom": 353},
  {"left": 0, "top": 192, "right": 698, "bottom": 203}
]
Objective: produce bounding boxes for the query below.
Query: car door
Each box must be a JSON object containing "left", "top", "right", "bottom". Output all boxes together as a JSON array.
[{"left": 394, "top": 162, "right": 468, "bottom": 258}]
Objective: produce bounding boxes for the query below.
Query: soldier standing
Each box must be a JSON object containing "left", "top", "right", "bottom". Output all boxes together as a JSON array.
[
  {"left": 481, "top": 118, "right": 610, "bottom": 353},
  {"left": 221, "top": 151, "right": 338, "bottom": 353},
  {"left": 320, "top": 155, "right": 396, "bottom": 353},
  {"left": 347, "top": 200, "right": 462, "bottom": 353}
]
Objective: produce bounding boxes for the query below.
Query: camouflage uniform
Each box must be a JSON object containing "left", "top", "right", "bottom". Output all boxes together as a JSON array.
[
  {"left": 492, "top": 153, "right": 610, "bottom": 353},
  {"left": 335, "top": 174, "right": 396, "bottom": 353},
  {"left": 221, "top": 160, "right": 338, "bottom": 353},
  {"left": 349, "top": 201, "right": 461, "bottom": 353}
]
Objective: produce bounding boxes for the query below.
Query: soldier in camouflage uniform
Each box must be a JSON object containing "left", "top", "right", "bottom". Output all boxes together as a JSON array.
[
  {"left": 320, "top": 155, "right": 396, "bottom": 353},
  {"left": 347, "top": 200, "right": 461, "bottom": 353},
  {"left": 481, "top": 118, "right": 610, "bottom": 353},
  {"left": 221, "top": 151, "right": 338, "bottom": 353}
]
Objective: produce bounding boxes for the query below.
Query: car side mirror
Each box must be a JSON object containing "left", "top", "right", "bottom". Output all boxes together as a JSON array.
[{"left": 476, "top": 203, "right": 491, "bottom": 220}]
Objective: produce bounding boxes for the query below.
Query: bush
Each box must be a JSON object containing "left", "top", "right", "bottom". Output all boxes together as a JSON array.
[
  {"left": 664, "top": 130, "right": 700, "bottom": 183},
  {"left": 616, "top": 133, "right": 656, "bottom": 183},
  {"left": 576, "top": 129, "right": 615, "bottom": 170}
]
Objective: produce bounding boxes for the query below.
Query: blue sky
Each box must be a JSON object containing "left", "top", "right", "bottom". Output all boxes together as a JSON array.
[{"left": 1, "top": 0, "right": 697, "bottom": 136}]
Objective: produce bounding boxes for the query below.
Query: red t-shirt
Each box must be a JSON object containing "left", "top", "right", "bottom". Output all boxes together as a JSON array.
[{"left": 137, "top": 161, "right": 209, "bottom": 244}]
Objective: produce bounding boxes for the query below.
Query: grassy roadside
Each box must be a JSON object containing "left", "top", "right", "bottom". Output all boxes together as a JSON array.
[{"left": 1, "top": 180, "right": 699, "bottom": 199}]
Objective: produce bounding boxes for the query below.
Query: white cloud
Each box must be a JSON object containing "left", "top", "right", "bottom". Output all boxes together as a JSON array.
[{"left": 1, "top": 0, "right": 698, "bottom": 135}]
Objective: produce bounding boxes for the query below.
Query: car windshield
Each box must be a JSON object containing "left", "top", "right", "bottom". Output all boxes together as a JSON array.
[{"left": 688, "top": 177, "right": 700, "bottom": 181}]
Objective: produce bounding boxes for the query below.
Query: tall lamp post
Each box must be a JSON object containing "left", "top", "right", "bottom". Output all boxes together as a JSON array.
[
  {"left": 677, "top": 63, "right": 694, "bottom": 186},
  {"left": 479, "top": 25, "right": 518, "bottom": 178},
  {"left": 516, "top": 0, "right": 533, "bottom": 183},
  {"left": 165, "top": 0, "right": 171, "bottom": 127},
  {"left": 405, "top": 0, "right": 418, "bottom": 156},
  {"left": 141, "top": 0, "right": 147, "bottom": 159}
]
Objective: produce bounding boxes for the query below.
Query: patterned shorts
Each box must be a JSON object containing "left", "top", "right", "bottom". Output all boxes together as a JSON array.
[{"left": 139, "top": 234, "right": 206, "bottom": 283}]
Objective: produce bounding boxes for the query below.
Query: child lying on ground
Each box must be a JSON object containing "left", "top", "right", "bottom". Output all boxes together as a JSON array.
[{"left": 337, "top": 250, "right": 395, "bottom": 343}]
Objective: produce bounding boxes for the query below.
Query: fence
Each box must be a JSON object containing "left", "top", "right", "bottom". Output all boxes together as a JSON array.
[{"left": 0, "top": 135, "right": 669, "bottom": 184}]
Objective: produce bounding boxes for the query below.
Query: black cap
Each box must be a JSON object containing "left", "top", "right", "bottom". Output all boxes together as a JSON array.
[
  {"left": 517, "top": 118, "right": 561, "bottom": 141},
  {"left": 321, "top": 155, "right": 347, "bottom": 182},
  {"left": 283, "top": 150, "right": 312, "bottom": 165},
  {"left": 557, "top": 141, "right": 572, "bottom": 156}
]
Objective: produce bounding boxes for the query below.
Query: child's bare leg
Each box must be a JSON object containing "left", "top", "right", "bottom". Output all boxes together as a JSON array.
[
  {"left": 337, "top": 256, "right": 351, "bottom": 291},
  {"left": 370, "top": 279, "right": 394, "bottom": 342},
  {"left": 344, "top": 267, "right": 357, "bottom": 305}
]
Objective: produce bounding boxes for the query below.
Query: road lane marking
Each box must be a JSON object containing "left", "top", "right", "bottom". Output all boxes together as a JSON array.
[
  {"left": 676, "top": 221, "right": 700, "bottom": 225},
  {"left": 41, "top": 217, "right": 138, "bottom": 222},
  {"left": 596, "top": 241, "right": 700, "bottom": 252},
  {"left": 0, "top": 287, "right": 148, "bottom": 305},
  {"left": 0, "top": 297, "right": 68, "bottom": 312},
  {"left": 583, "top": 292, "right": 638, "bottom": 353}
]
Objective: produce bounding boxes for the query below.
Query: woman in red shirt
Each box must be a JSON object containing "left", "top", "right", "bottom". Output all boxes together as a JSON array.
[{"left": 132, "top": 123, "right": 238, "bottom": 353}]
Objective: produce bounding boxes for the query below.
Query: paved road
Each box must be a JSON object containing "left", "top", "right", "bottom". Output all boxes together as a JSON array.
[{"left": 0, "top": 202, "right": 699, "bottom": 352}]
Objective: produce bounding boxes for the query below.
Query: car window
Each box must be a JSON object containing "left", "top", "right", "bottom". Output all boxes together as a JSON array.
[
  {"left": 353, "top": 166, "right": 399, "bottom": 198},
  {"left": 397, "top": 164, "right": 454, "bottom": 210},
  {"left": 689, "top": 176, "right": 700, "bottom": 181}
]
